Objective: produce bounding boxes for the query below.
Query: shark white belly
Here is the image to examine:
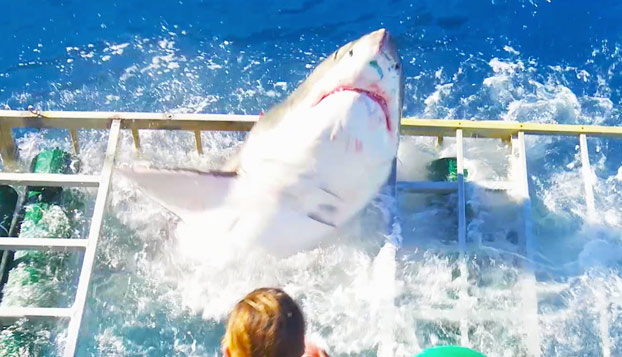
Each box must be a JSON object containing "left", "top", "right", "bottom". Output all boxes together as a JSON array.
[
  {"left": 222, "top": 91, "right": 396, "bottom": 255},
  {"left": 120, "top": 28, "right": 404, "bottom": 258}
]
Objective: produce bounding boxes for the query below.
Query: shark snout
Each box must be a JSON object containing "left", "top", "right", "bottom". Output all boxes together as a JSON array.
[
  {"left": 369, "top": 28, "right": 399, "bottom": 63},
  {"left": 366, "top": 28, "right": 403, "bottom": 115}
]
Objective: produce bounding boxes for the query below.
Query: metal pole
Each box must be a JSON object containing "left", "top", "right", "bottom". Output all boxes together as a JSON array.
[
  {"left": 64, "top": 120, "right": 120, "bottom": 357},
  {"left": 579, "top": 134, "right": 611, "bottom": 357},
  {"left": 515, "top": 132, "right": 540, "bottom": 356},
  {"left": 455, "top": 129, "right": 469, "bottom": 346},
  {"left": 579, "top": 134, "right": 596, "bottom": 220}
]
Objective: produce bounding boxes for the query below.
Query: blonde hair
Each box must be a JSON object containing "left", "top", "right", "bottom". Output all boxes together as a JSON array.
[{"left": 223, "top": 287, "right": 305, "bottom": 357}]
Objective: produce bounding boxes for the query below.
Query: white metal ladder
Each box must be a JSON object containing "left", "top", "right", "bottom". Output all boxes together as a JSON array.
[
  {"left": 0, "top": 110, "right": 619, "bottom": 356},
  {"left": 394, "top": 129, "right": 612, "bottom": 356},
  {"left": 392, "top": 130, "right": 540, "bottom": 352},
  {"left": 0, "top": 120, "right": 120, "bottom": 357}
]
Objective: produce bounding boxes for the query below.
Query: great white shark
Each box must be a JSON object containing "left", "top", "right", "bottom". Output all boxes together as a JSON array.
[{"left": 120, "top": 28, "right": 404, "bottom": 257}]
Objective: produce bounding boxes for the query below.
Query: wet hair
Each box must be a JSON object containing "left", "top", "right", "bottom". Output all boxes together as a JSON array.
[{"left": 222, "top": 287, "right": 306, "bottom": 357}]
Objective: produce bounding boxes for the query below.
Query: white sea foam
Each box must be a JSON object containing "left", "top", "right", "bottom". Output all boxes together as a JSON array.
[{"left": 2, "top": 25, "right": 622, "bottom": 356}]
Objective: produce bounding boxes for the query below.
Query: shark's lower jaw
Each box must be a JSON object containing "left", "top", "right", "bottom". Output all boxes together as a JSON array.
[{"left": 315, "top": 86, "right": 392, "bottom": 132}]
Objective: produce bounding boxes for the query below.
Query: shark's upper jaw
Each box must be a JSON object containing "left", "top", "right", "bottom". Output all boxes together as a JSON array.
[
  {"left": 379, "top": 30, "right": 399, "bottom": 65},
  {"left": 315, "top": 86, "right": 392, "bottom": 131},
  {"left": 302, "top": 29, "right": 402, "bottom": 137}
]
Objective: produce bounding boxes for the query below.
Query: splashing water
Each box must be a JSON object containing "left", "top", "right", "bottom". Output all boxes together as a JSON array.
[{"left": 2, "top": 1, "right": 622, "bottom": 356}]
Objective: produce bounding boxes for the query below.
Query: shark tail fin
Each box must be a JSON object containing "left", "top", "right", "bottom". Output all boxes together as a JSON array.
[{"left": 118, "top": 165, "right": 237, "bottom": 222}]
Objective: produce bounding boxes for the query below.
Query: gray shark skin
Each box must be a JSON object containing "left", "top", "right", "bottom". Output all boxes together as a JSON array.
[{"left": 120, "top": 28, "right": 404, "bottom": 257}]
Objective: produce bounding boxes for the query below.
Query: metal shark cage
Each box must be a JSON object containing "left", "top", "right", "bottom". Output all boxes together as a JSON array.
[{"left": 0, "top": 109, "right": 620, "bottom": 357}]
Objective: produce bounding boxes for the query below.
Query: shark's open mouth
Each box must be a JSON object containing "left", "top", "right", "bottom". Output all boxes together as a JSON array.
[{"left": 316, "top": 86, "right": 391, "bottom": 132}]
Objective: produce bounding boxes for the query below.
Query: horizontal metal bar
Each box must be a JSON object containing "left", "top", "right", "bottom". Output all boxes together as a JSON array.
[
  {"left": 0, "top": 307, "right": 72, "bottom": 321},
  {"left": 1, "top": 110, "right": 622, "bottom": 138},
  {"left": 397, "top": 181, "right": 458, "bottom": 193},
  {"left": 0, "top": 238, "right": 87, "bottom": 251},
  {"left": 401, "top": 118, "right": 622, "bottom": 139},
  {"left": 0, "top": 110, "right": 257, "bottom": 131},
  {"left": 393, "top": 180, "right": 514, "bottom": 194},
  {"left": 0, "top": 172, "right": 99, "bottom": 187}
]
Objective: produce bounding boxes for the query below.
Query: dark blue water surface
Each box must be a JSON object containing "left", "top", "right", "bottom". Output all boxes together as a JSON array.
[
  {"left": 2, "top": 1, "right": 622, "bottom": 356},
  {"left": 2, "top": 0, "right": 622, "bottom": 119}
]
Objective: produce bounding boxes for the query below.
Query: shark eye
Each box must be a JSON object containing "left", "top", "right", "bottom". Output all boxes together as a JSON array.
[
  {"left": 394, "top": 63, "right": 400, "bottom": 70},
  {"left": 348, "top": 49, "right": 354, "bottom": 57}
]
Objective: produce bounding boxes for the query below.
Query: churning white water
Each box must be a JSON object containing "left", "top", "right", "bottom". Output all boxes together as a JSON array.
[
  {"left": 4, "top": 115, "right": 620, "bottom": 356},
  {"left": 2, "top": 5, "right": 622, "bottom": 353}
]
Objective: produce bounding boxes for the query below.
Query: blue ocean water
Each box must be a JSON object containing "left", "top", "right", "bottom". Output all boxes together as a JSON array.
[
  {"left": 1, "top": 0, "right": 622, "bottom": 356},
  {"left": 2, "top": 0, "right": 622, "bottom": 117}
]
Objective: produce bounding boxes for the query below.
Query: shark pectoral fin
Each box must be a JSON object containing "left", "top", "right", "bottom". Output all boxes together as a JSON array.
[{"left": 117, "top": 165, "right": 237, "bottom": 221}]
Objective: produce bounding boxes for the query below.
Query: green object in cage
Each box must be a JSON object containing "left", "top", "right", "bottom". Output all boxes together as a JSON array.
[
  {"left": 3, "top": 148, "right": 75, "bottom": 300},
  {"left": 0, "top": 148, "right": 80, "bottom": 354},
  {"left": 27, "top": 148, "right": 72, "bottom": 203},
  {"left": 30, "top": 148, "right": 71, "bottom": 174},
  {"left": 427, "top": 157, "right": 468, "bottom": 182},
  {"left": 0, "top": 185, "right": 18, "bottom": 236},
  {"left": 22, "top": 203, "right": 47, "bottom": 225}
]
